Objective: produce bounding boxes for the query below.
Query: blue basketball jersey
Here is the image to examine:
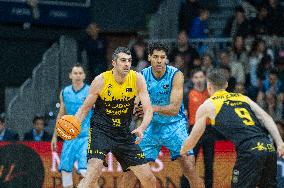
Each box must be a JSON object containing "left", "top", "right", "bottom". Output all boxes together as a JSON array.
[
  {"left": 62, "top": 84, "right": 92, "bottom": 137},
  {"left": 141, "top": 65, "right": 187, "bottom": 124}
]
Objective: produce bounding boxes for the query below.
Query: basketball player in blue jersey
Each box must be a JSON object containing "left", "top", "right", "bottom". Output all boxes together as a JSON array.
[
  {"left": 74, "top": 47, "right": 156, "bottom": 188},
  {"left": 181, "top": 68, "right": 284, "bottom": 188},
  {"left": 122, "top": 42, "right": 204, "bottom": 188},
  {"left": 51, "top": 64, "right": 92, "bottom": 188}
]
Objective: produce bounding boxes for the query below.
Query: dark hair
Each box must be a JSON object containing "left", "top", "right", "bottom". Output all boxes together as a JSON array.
[
  {"left": 219, "top": 64, "right": 231, "bottom": 73},
  {"left": 0, "top": 117, "right": 4, "bottom": 124},
  {"left": 269, "top": 68, "right": 279, "bottom": 77},
  {"left": 207, "top": 68, "right": 228, "bottom": 88},
  {"left": 32, "top": 115, "right": 45, "bottom": 124},
  {"left": 235, "top": 6, "right": 245, "bottom": 13},
  {"left": 148, "top": 42, "right": 169, "bottom": 56},
  {"left": 69, "top": 63, "right": 85, "bottom": 73},
  {"left": 191, "top": 68, "right": 205, "bottom": 78},
  {"left": 249, "top": 38, "right": 266, "bottom": 56},
  {"left": 199, "top": 7, "right": 209, "bottom": 15},
  {"left": 112, "top": 47, "right": 131, "bottom": 61}
]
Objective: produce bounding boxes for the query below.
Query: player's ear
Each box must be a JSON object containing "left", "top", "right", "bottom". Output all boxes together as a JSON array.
[
  {"left": 69, "top": 72, "right": 72, "bottom": 80},
  {"left": 112, "top": 60, "right": 116, "bottom": 67},
  {"left": 148, "top": 54, "right": 151, "bottom": 62}
]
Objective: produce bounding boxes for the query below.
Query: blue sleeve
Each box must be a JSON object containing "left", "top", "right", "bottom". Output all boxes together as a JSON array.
[{"left": 189, "top": 18, "right": 202, "bottom": 38}]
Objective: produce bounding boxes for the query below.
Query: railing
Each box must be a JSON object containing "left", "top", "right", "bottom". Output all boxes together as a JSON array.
[{"left": 6, "top": 36, "right": 78, "bottom": 139}]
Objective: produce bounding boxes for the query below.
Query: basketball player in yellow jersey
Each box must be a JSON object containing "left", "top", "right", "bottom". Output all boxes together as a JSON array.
[
  {"left": 181, "top": 68, "right": 284, "bottom": 188},
  {"left": 75, "top": 47, "right": 156, "bottom": 188}
]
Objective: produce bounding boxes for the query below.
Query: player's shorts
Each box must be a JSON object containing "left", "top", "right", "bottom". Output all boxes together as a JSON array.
[
  {"left": 87, "top": 127, "right": 147, "bottom": 172},
  {"left": 231, "top": 138, "right": 277, "bottom": 188},
  {"left": 139, "top": 118, "right": 194, "bottom": 161},
  {"left": 59, "top": 136, "right": 88, "bottom": 173}
]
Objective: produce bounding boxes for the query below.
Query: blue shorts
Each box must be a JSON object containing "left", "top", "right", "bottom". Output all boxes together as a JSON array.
[
  {"left": 139, "top": 119, "right": 194, "bottom": 161},
  {"left": 59, "top": 136, "right": 88, "bottom": 173}
]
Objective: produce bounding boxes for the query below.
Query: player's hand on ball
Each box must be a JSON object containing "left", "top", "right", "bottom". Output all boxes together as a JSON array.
[
  {"left": 131, "top": 126, "right": 144, "bottom": 144},
  {"left": 277, "top": 143, "right": 284, "bottom": 159}
]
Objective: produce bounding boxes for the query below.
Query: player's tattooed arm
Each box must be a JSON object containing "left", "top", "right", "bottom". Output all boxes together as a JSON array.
[
  {"left": 75, "top": 74, "right": 104, "bottom": 123},
  {"left": 153, "top": 71, "right": 184, "bottom": 116}
]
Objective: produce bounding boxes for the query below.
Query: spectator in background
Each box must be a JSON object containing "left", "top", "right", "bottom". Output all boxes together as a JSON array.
[
  {"left": 234, "top": 83, "right": 247, "bottom": 95},
  {"left": 230, "top": 36, "right": 249, "bottom": 79},
  {"left": 257, "top": 69, "right": 284, "bottom": 121},
  {"left": 0, "top": 117, "right": 19, "bottom": 141},
  {"left": 187, "top": 69, "right": 214, "bottom": 188},
  {"left": 256, "top": 54, "right": 274, "bottom": 86},
  {"left": 223, "top": 6, "right": 250, "bottom": 37},
  {"left": 276, "top": 57, "right": 284, "bottom": 83},
  {"left": 189, "top": 7, "right": 210, "bottom": 39},
  {"left": 130, "top": 39, "right": 148, "bottom": 72},
  {"left": 169, "top": 30, "right": 200, "bottom": 77},
  {"left": 250, "top": 4, "right": 270, "bottom": 36},
  {"left": 24, "top": 116, "right": 52, "bottom": 141},
  {"left": 84, "top": 23, "right": 107, "bottom": 83},
  {"left": 178, "top": 0, "right": 201, "bottom": 33},
  {"left": 201, "top": 53, "right": 214, "bottom": 75},
  {"left": 267, "top": 0, "right": 283, "bottom": 35},
  {"left": 171, "top": 53, "right": 186, "bottom": 74},
  {"left": 219, "top": 50, "right": 245, "bottom": 84}
]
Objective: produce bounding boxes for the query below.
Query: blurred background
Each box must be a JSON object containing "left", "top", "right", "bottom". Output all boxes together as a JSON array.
[{"left": 0, "top": 0, "right": 284, "bottom": 187}]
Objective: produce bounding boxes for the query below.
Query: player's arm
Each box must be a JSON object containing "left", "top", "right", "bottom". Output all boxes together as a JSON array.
[
  {"left": 246, "top": 97, "right": 284, "bottom": 158},
  {"left": 132, "top": 73, "right": 153, "bottom": 144},
  {"left": 180, "top": 100, "right": 211, "bottom": 155},
  {"left": 153, "top": 71, "right": 184, "bottom": 116},
  {"left": 75, "top": 75, "right": 103, "bottom": 123},
  {"left": 51, "top": 90, "right": 65, "bottom": 151}
]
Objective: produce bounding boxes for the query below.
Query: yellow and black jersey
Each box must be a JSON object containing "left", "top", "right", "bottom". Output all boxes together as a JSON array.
[
  {"left": 91, "top": 70, "right": 137, "bottom": 134},
  {"left": 210, "top": 90, "right": 269, "bottom": 148}
]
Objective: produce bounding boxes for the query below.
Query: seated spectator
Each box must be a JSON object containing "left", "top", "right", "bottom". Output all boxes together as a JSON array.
[
  {"left": 0, "top": 116, "right": 19, "bottom": 141},
  {"left": 257, "top": 69, "right": 284, "bottom": 121},
  {"left": 201, "top": 53, "right": 214, "bottom": 75},
  {"left": 178, "top": 0, "right": 201, "bottom": 33},
  {"left": 189, "top": 7, "right": 210, "bottom": 38},
  {"left": 256, "top": 54, "right": 273, "bottom": 86},
  {"left": 248, "top": 38, "right": 273, "bottom": 88},
  {"left": 130, "top": 39, "right": 148, "bottom": 72},
  {"left": 267, "top": 0, "right": 283, "bottom": 36},
  {"left": 223, "top": 6, "right": 250, "bottom": 37},
  {"left": 230, "top": 35, "right": 249, "bottom": 77},
  {"left": 220, "top": 50, "right": 245, "bottom": 84},
  {"left": 171, "top": 54, "right": 186, "bottom": 73},
  {"left": 169, "top": 30, "right": 200, "bottom": 76},
  {"left": 250, "top": 4, "right": 270, "bottom": 36},
  {"left": 276, "top": 56, "right": 284, "bottom": 83},
  {"left": 24, "top": 116, "right": 52, "bottom": 141}
]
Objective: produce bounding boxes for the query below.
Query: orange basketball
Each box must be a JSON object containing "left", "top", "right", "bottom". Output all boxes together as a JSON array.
[{"left": 56, "top": 115, "right": 81, "bottom": 140}]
